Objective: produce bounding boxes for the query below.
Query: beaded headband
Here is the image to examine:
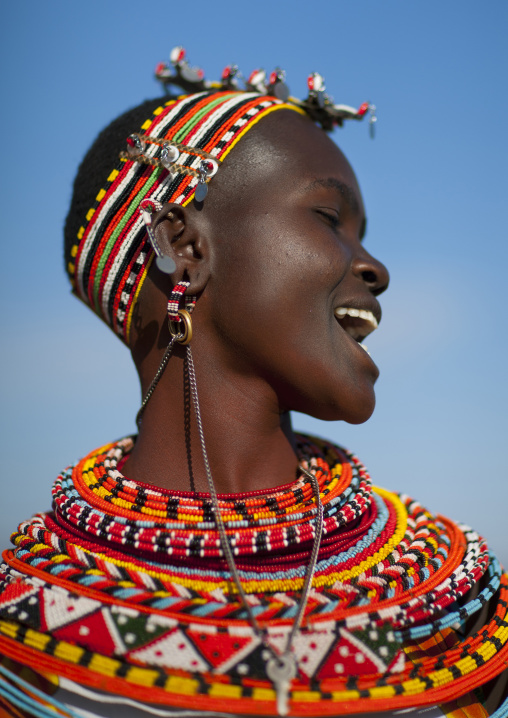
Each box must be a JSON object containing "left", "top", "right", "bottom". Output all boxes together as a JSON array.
[
  {"left": 68, "top": 91, "right": 300, "bottom": 341},
  {"left": 67, "top": 49, "right": 374, "bottom": 344}
]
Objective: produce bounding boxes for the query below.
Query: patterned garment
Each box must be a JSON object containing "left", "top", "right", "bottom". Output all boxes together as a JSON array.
[{"left": 0, "top": 435, "right": 507, "bottom": 716}]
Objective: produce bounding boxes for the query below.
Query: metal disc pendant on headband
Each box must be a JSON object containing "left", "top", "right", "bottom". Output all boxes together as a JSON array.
[
  {"left": 195, "top": 180, "right": 208, "bottom": 202},
  {"left": 369, "top": 104, "right": 377, "bottom": 139},
  {"left": 274, "top": 84, "right": 290, "bottom": 101},
  {"left": 195, "top": 159, "right": 215, "bottom": 202}
]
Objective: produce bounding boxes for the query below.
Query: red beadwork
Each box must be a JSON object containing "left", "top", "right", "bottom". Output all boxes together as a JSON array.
[{"left": 140, "top": 199, "right": 157, "bottom": 214}]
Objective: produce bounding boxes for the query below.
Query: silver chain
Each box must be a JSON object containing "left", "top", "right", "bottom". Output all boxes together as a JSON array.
[
  {"left": 136, "top": 337, "right": 177, "bottom": 428},
  {"left": 287, "top": 465, "right": 324, "bottom": 649},
  {"left": 185, "top": 345, "right": 324, "bottom": 661}
]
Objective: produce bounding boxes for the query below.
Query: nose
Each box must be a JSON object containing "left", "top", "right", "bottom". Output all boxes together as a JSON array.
[{"left": 352, "top": 249, "right": 389, "bottom": 296}]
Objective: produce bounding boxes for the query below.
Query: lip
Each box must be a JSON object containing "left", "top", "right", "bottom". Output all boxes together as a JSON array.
[{"left": 333, "top": 297, "right": 382, "bottom": 343}]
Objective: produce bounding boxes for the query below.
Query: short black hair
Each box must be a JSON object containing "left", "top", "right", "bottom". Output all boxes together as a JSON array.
[{"left": 63, "top": 97, "right": 171, "bottom": 273}]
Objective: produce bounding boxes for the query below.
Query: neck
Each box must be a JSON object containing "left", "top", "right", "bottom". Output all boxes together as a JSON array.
[{"left": 123, "top": 341, "right": 299, "bottom": 494}]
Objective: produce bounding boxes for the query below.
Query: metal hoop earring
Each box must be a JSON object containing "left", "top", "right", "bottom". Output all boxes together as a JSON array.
[{"left": 168, "top": 309, "right": 193, "bottom": 345}]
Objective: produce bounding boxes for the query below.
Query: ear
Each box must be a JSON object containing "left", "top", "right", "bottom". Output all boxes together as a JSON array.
[{"left": 152, "top": 203, "right": 210, "bottom": 295}]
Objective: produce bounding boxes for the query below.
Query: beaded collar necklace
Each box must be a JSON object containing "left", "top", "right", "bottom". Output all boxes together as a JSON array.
[{"left": 4, "top": 436, "right": 508, "bottom": 715}]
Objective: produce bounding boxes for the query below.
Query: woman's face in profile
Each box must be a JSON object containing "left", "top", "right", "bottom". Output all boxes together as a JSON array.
[{"left": 200, "top": 111, "right": 390, "bottom": 425}]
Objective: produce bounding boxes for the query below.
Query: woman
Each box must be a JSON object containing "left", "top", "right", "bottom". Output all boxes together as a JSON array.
[{"left": 0, "top": 51, "right": 506, "bottom": 717}]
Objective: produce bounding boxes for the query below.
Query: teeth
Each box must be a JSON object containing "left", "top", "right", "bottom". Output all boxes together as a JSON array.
[
  {"left": 360, "top": 343, "right": 370, "bottom": 355},
  {"left": 333, "top": 307, "right": 378, "bottom": 329}
]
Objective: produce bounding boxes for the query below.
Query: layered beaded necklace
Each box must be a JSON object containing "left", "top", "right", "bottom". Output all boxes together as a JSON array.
[{"left": 1, "top": 432, "right": 507, "bottom": 716}]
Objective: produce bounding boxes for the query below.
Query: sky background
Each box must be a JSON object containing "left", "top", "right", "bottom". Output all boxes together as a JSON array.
[{"left": 1, "top": 2, "right": 507, "bottom": 566}]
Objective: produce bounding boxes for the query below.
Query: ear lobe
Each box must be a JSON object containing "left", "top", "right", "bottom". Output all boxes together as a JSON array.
[{"left": 152, "top": 203, "right": 210, "bottom": 295}]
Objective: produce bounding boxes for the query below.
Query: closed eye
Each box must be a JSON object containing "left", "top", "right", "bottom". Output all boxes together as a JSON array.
[{"left": 316, "top": 208, "right": 340, "bottom": 230}]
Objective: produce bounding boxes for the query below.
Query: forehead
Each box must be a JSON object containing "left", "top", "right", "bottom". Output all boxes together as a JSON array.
[{"left": 214, "top": 110, "right": 364, "bottom": 213}]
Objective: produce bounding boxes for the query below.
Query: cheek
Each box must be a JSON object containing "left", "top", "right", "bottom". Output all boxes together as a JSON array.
[
  {"left": 209, "top": 227, "right": 348, "bottom": 378},
  {"left": 216, "top": 211, "right": 349, "bottom": 315}
]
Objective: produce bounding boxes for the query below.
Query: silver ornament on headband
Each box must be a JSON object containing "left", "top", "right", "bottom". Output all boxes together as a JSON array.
[
  {"left": 307, "top": 73, "right": 327, "bottom": 109},
  {"left": 160, "top": 142, "right": 180, "bottom": 180},
  {"left": 195, "top": 159, "right": 218, "bottom": 203},
  {"left": 121, "top": 135, "right": 220, "bottom": 202},
  {"left": 267, "top": 68, "right": 290, "bottom": 102},
  {"left": 246, "top": 69, "right": 267, "bottom": 94},
  {"left": 155, "top": 47, "right": 207, "bottom": 93},
  {"left": 126, "top": 134, "right": 146, "bottom": 158},
  {"left": 155, "top": 47, "right": 377, "bottom": 136},
  {"left": 221, "top": 64, "right": 241, "bottom": 90}
]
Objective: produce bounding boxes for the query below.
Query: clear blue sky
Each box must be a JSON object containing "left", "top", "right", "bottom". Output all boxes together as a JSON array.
[{"left": 1, "top": 1, "right": 507, "bottom": 565}]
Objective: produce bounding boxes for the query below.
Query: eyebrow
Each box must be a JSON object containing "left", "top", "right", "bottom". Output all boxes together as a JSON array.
[
  {"left": 305, "top": 177, "right": 367, "bottom": 239},
  {"left": 305, "top": 177, "right": 359, "bottom": 212}
]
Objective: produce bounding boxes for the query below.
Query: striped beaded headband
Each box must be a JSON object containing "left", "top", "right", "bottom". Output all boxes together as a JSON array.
[{"left": 67, "top": 91, "right": 304, "bottom": 342}]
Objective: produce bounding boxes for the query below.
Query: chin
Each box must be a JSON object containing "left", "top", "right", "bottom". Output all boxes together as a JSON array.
[
  {"left": 293, "top": 387, "right": 377, "bottom": 424},
  {"left": 342, "top": 404, "right": 376, "bottom": 424}
]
